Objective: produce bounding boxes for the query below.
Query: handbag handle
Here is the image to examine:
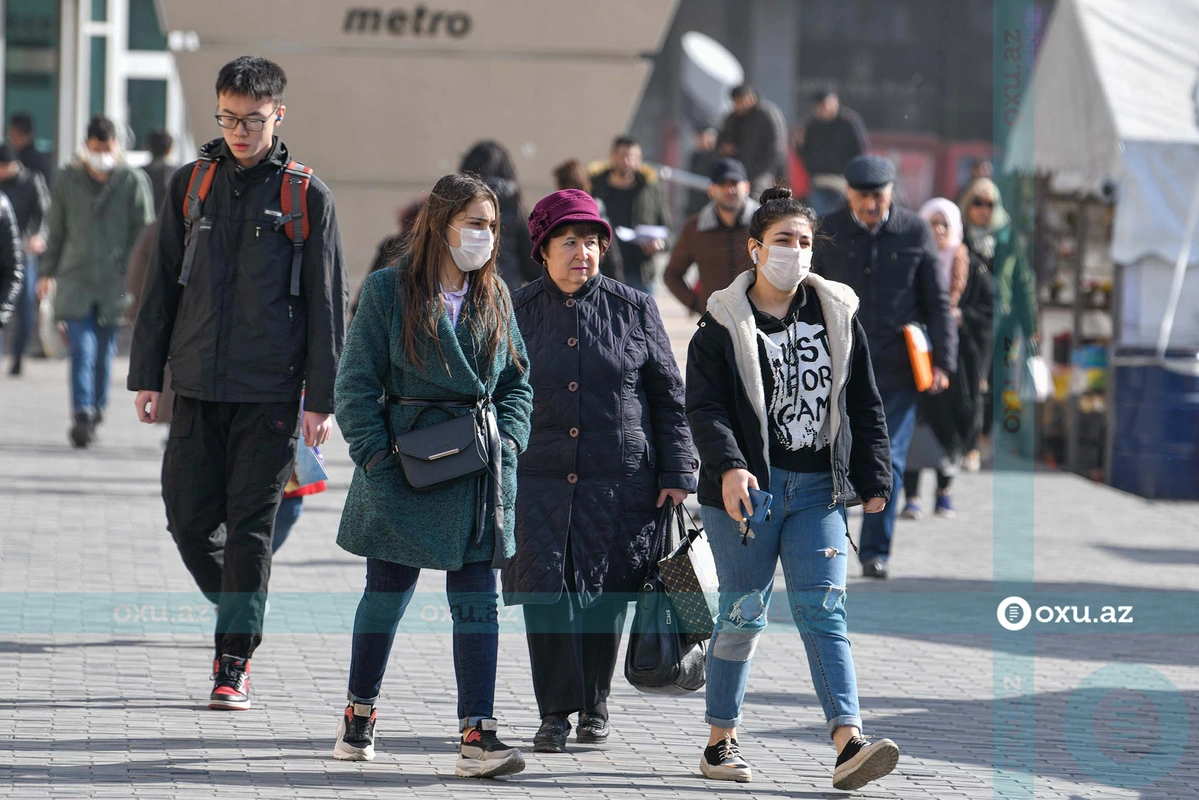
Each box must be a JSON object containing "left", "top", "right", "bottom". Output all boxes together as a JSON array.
[
  {"left": 403, "top": 403, "right": 459, "bottom": 433},
  {"left": 650, "top": 501, "right": 687, "bottom": 564}
]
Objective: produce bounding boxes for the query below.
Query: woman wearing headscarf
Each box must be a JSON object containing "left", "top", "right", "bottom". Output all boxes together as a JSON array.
[
  {"left": 959, "top": 177, "right": 1036, "bottom": 458},
  {"left": 901, "top": 198, "right": 993, "bottom": 518}
]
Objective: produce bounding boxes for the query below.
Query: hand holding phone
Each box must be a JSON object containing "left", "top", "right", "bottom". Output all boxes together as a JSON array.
[{"left": 741, "top": 487, "right": 773, "bottom": 524}]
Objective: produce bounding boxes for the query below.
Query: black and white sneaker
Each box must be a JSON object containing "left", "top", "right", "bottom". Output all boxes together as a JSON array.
[
  {"left": 208, "top": 655, "right": 251, "bottom": 710},
  {"left": 700, "top": 735, "right": 752, "bottom": 782},
  {"left": 455, "top": 719, "right": 526, "bottom": 778},
  {"left": 333, "top": 702, "right": 377, "bottom": 761},
  {"left": 833, "top": 735, "right": 899, "bottom": 790}
]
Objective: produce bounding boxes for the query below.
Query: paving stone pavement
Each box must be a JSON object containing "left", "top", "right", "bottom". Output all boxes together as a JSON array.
[{"left": 2, "top": 287, "right": 1198, "bottom": 800}]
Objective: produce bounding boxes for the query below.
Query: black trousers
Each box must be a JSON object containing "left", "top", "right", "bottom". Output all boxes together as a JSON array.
[
  {"left": 162, "top": 395, "right": 300, "bottom": 658},
  {"left": 523, "top": 591, "right": 629, "bottom": 720}
]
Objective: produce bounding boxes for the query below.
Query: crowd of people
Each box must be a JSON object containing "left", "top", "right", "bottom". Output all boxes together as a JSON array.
[{"left": 0, "top": 60, "right": 1041, "bottom": 793}]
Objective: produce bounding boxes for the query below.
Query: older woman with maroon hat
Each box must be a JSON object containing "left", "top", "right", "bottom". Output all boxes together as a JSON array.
[{"left": 502, "top": 189, "right": 696, "bottom": 753}]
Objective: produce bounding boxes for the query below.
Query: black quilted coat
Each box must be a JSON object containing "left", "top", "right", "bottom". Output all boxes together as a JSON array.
[{"left": 502, "top": 272, "right": 698, "bottom": 608}]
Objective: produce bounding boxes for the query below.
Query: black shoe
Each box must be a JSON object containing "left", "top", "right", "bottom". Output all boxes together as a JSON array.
[
  {"left": 861, "top": 558, "right": 889, "bottom": 579},
  {"left": 8, "top": 356, "right": 20, "bottom": 376},
  {"left": 69, "top": 411, "right": 93, "bottom": 449},
  {"left": 208, "top": 655, "right": 251, "bottom": 710},
  {"left": 700, "top": 735, "right": 752, "bottom": 782},
  {"left": 833, "top": 735, "right": 899, "bottom": 790},
  {"left": 333, "top": 702, "right": 377, "bottom": 761},
  {"left": 456, "top": 719, "right": 526, "bottom": 777},
  {"left": 533, "top": 716, "right": 571, "bottom": 753},
  {"left": 576, "top": 711, "right": 609, "bottom": 743}
]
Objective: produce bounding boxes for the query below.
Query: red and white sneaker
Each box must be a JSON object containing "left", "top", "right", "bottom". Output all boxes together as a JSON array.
[{"left": 209, "top": 655, "right": 251, "bottom": 710}]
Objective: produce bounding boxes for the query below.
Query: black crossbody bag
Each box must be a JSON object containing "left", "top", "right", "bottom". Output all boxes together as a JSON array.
[{"left": 383, "top": 396, "right": 490, "bottom": 491}]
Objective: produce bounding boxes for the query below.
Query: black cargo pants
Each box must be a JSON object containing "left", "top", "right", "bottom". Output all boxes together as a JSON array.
[{"left": 163, "top": 395, "right": 300, "bottom": 659}]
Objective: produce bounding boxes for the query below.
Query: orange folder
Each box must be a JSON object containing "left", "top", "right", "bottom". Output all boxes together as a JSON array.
[{"left": 903, "top": 323, "right": 934, "bottom": 392}]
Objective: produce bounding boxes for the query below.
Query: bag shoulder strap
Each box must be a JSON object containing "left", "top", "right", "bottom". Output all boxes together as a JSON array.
[
  {"left": 277, "top": 160, "right": 312, "bottom": 297},
  {"left": 178, "top": 156, "right": 217, "bottom": 287}
]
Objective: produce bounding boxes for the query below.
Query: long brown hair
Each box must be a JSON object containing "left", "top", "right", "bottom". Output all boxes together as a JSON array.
[{"left": 399, "top": 172, "right": 520, "bottom": 375}]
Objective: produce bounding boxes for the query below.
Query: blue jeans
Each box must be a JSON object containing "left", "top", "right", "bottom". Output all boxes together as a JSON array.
[
  {"left": 809, "top": 186, "right": 846, "bottom": 218},
  {"left": 701, "top": 469, "right": 862, "bottom": 738},
  {"left": 64, "top": 309, "right": 119, "bottom": 415},
  {"left": 270, "top": 496, "right": 303, "bottom": 554},
  {"left": 858, "top": 388, "right": 918, "bottom": 564},
  {"left": 348, "top": 558, "right": 498, "bottom": 730},
  {"left": 7, "top": 255, "right": 37, "bottom": 360}
]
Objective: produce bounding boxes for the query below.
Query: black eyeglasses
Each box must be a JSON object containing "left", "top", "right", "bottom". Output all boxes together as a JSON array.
[
  {"left": 972, "top": 198, "right": 995, "bottom": 209},
  {"left": 214, "top": 111, "right": 277, "bottom": 132}
]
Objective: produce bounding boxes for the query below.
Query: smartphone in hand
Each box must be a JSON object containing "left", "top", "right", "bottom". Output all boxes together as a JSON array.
[{"left": 741, "top": 487, "right": 773, "bottom": 524}]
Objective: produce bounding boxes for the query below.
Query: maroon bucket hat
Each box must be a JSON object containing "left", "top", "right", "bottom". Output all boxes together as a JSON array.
[{"left": 527, "top": 189, "right": 613, "bottom": 264}]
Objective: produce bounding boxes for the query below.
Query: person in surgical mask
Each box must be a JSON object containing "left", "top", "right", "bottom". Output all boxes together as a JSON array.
[
  {"left": 37, "top": 114, "right": 153, "bottom": 447},
  {"left": 683, "top": 186, "right": 898, "bottom": 790},
  {"left": 501, "top": 189, "right": 695, "bottom": 754},
  {"left": 332, "top": 172, "right": 533, "bottom": 777}
]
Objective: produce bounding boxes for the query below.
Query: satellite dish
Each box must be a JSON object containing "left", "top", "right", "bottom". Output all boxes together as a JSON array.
[{"left": 681, "top": 32, "right": 744, "bottom": 127}]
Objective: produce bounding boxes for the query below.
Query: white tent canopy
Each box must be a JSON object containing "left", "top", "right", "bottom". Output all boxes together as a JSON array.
[{"left": 1008, "top": 0, "right": 1199, "bottom": 351}]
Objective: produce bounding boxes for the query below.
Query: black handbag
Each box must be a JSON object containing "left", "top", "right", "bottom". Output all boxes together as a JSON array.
[
  {"left": 386, "top": 397, "right": 489, "bottom": 492},
  {"left": 623, "top": 502, "right": 707, "bottom": 696}
]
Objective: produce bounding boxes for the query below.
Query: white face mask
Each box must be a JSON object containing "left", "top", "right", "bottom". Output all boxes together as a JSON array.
[
  {"left": 754, "top": 242, "right": 812, "bottom": 292},
  {"left": 447, "top": 224, "right": 494, "bottom": 272},
  {"left": 85, "top": 151, "right": 118, "bottom": 174}
]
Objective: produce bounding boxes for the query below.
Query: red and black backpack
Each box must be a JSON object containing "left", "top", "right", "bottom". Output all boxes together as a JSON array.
[{"left": 178, "top": 155, "right": 313, "bottom": 297}]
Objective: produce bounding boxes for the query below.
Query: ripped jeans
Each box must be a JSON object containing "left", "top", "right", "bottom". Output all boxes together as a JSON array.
[{"left": 700, "top": 469, "right": 862, "bottom": 738}]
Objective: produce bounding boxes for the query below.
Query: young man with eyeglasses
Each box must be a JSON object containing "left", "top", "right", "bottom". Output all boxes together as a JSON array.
[
  {"left": 812, "top": 155, "right": 957, "bottom": 580},
  {"left": 128, "top": 56, "right": 348, "bottom": 710}
]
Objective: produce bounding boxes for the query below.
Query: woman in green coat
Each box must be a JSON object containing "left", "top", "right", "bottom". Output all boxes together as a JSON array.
[{"left": 331, "top": 173, "right": 533, "bottom": 778}]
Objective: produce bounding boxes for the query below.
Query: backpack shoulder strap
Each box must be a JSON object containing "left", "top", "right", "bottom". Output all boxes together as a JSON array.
[
  {"left": 279, "top": 160, "right": 313, "bottom": 297},
  {"left": 179, "top": 155, "right": 217, "bottom": 287}
]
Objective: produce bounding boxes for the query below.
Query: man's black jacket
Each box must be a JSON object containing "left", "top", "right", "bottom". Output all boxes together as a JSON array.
[
  {"left": 813, "top": 205, "right": 956, "bottom": 393},
  {"left": 0, "top": 193, "right": 25, "bottom": 328},
  {"left": 128, "top": 138, "right": 347, "bottom": 413},
  {"left": 0, "top": 165, "right": 50, "bottom": 240}
]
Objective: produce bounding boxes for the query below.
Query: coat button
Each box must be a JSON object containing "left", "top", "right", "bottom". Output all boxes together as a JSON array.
[
  {"left": 567, "top": 473, "right": 578, "bottom": 484},
  {"left": 568, "top": 381, "right": 579, "bottom": 392},
  {"left": 569, "top": 427, "right": 579, "bottom": 438},
  {"left": 567, "top": 337, "right": 578, "bottom": 347},
  {"left": 565, "top": 299, "right": 576, "bottom": 308},
  {"left": 865, "top": 267, "right": 871, "bottom": 274}
]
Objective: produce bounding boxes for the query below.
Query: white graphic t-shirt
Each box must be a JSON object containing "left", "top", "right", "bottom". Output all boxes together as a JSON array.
[{"left": 752, "top": 288, "right": 834, "bottom": 472}]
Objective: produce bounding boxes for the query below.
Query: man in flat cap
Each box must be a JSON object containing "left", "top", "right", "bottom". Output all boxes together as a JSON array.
[{"left": 813, "top": 155, "right": 956, "bottom": 579}]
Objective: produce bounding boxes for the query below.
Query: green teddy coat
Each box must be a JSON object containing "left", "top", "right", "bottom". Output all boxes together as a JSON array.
[
  {"left": 41, "top": 161, "right": 154, "bottom": 324},
  {"left": 334, "top": 267, "right": 533, "bottom": 570}
]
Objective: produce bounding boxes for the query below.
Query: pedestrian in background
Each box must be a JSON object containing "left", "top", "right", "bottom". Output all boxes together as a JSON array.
[
  {"left": 685, "top": 186, "right": 898, "bottom": 789},
  {"left": 0, "top": 143, "right": 50, "bottom": 375},
  {"left": 589, "top": 135, "right": 672, "bottom": 294},
  {"left": 129, "top": 57, "right": 347, "bottom": 710},
  {"left": 460, "top": 140, "right": 537, "bottom": 290},
  {"left": 902, "top": 198, "right": 993, "bottom": 520},
  {"left": 143, "top": 128, "right": 176, "bottom": 214},
  {"left": 793, "top": 91, "right": 868, "bottom": 217},
  {"left": 959, "top": 177, "right": 1036, "bottom": 457},
  {"left": 718, "top": 85, "right": 788, "bottom": 197},
  {"left": 686, "top": 127, "right": 721, "bottom": 217},
  {"left": 664, "top": 157, "right": 758, "bottom": 315},
  {"left": 813, "top": 155, "right": 956, "bottom": 579},
  {"left": 6, "top": 112, "right": 52, "bottom": 184},
  {"left": 503, "top": 189, "right": 695, "bottom": 754},
  {"left": 332, "top": 172, "right": 532, "bottom": 778},
  {"left": 0, "top": 192, "right": 23, "bottom": 338},
  {"left": 551, "top": 158, "right": 624, "bottom": 281},
  {"left": 40, "top": 115, "right": 154, "bottom": 448}
]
